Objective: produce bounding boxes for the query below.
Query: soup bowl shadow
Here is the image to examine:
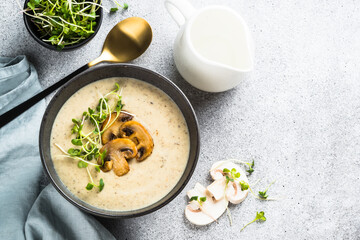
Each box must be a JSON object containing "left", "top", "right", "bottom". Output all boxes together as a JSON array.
[{"left": 39, "top": 64, "right": 200, "bottom": 218}]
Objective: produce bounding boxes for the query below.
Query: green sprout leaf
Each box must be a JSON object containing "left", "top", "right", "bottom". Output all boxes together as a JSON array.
[
  {"left": 246, "top": 160, "right": 255, "bottom": 174},
  {"left": 240, "top": 181, "right": 249, "bottom": 191},
  {"left": 116, "top": 99, "right": 124, "bottom": 112},
  {"left": 68, "top": 148, "right": 81, "bottom": 156},
  {"left": 223, "top": 168, "right": 230, "bottom": 173},
  {"left": 258, "top": 191, "right": 268, "bottom": 199},
  {"left": 225, "top": 175, "right": 234, "bottom": 184},
  {"left": 224, "top": 168, "right": 241, "bottom": 187},
  {"left": 98, "top": 178, "right": 104, "bottom": 192},
  {"left": 56, "top": 45, "right": 65, "bottom": 51},
  {"left": 95, "top": 166, "right": 101, "bottom": 172},
  {"left": 114, "top": 83, "right": 120, "bottom": 91},
  {"left": 256, "top": 211, "right": 266, "bottom": 221},
  {"left": 100, "top": 150, "right": 107, "bottom": 165},
  {"left": 190, "top": 196, "right": 198, "bottom": 201},
  {"left": 72, "top": 118, "right": 80, "bottom": 125},
  {"left": 86, "top": 183, "right": 94, "bottom": 190},
  {"left": 241, "top": 211, "right": 266, "bottom": 232},
  {"left": 78, "top": 161, "right": 88, "bottom": 168},
  {"left": 71, "top": 139, "right": 83, "bottom": 146},
  {"left": 189, "top": 196, "right": 206, "bottom": 206},
  {"left": 27, "top": 2, "right": 35, "bottom": 10},
  {"left": 258, "top": 181, "right": 275, "bottom": 199},
  {"left": 111, "top": 0, "right": 129, "bottom": 11}
]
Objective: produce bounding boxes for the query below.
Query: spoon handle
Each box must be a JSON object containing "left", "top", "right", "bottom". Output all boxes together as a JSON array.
[{"left": 0, "top": 64, "right": 89, "bottom": 128}]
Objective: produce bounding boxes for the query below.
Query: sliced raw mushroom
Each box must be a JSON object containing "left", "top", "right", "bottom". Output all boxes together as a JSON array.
[
  {"left": 209, "top": 160, "right": 242, "bottom": 180},
  {"left": 206, "top": 177, "right": 227, "bottom": 201},
  {"left": 225, "top": 182, "right": 248, "bottom": 204},
  {"left": 97, "top": 138, "right": 137, "bottom": 176},
  {"left": 101, "top": 111, "right": 133, "bottom": 145},
  {"left": 210, "top": 161, "right": 250, "bottom": 204},
  {"left": 225, "top": 167, "right": 249, "bottom": 204},
  {"left": 185, "top": 183, "right": 228, "bottom": 226},
  {"left": 119, "top": 121, "right": 154, "bottom": 161}
]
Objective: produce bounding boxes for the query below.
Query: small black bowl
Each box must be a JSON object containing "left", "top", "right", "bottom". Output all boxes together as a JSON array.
[
  {"left": 39, "top": 64, "right": 200, "bottom": 218},
  {"left": 23, "top": 0, "right": 103, "bottom": 51}
]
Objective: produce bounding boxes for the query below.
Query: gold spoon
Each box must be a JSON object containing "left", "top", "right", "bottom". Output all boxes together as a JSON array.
[
  {"left": 0, "top": 17, "right": 153, "bottom": 128},
  {"left": 89, "top": 17, "right": 153, "bottom": 66}
]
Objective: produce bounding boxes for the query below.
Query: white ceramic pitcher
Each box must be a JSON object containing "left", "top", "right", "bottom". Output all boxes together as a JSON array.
[{"left": 165, "top": 0, "right": 254, "bottom": 92}]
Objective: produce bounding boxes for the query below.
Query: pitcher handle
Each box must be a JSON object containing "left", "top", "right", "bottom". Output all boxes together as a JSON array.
[{"left": 165, "top": 0, "right": 195, "bottom": 26}]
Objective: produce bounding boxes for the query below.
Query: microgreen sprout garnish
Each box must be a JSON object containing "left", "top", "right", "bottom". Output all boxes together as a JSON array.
[
  {"left": 55, "top": 83, "right": 124, "bottom": 192},
  {"left": 189, "top": 196, "right": 207, "bottom": 206},
  {"left": 245, "top": 160, "right": 255, "bottom": 174},
  {"left": 223, "top": 168, "right": 240, "bottom": 184},
  {"left": 110, "top": 0, "right": 129, "bottom": 12},
  {"left": 86, "top": 167, "right": 104, "bottom": 191},
  {"left": 248, "top": 180, "right": 280, "bottom": 201},
  {"left": 222, "top": 168, "right": 250, "bottom": 192},
  {"left": 258, "top": 180, "right": 275, "bottom": 199},
  {"left": 239, "top": 181, "right": 249, "bottom": 191},
  {"left": 240, "top": 211, "right": 266, "bottom": 232}
]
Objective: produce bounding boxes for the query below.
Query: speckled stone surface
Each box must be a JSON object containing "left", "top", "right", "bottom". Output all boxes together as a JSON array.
[{"left": 1, "top": 0, "right": 360, "bottom": 239}]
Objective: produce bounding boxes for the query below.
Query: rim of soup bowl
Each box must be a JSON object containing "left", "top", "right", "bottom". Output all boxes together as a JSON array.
[{"left": 39, "top": 63, "right": 200, "bottom": 218}]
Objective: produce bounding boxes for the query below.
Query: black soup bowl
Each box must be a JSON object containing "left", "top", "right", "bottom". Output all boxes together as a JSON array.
[{"left": 39, "top": 64, "right": 200, "bottom": 218}]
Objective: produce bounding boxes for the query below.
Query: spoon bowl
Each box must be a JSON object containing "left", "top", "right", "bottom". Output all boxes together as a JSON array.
[{"left": 89, "top": 17, "right": 153, "bottom": 66}]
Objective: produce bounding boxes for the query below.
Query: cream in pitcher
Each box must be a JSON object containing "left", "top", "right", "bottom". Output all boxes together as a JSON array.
[{"left": 165, "top": 0, "right": 254, "bottom": 92}]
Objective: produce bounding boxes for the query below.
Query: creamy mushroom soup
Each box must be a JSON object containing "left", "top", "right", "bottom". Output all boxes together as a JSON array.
[{"left": 51, "top": 78, "right": 190, "bottom": 211}]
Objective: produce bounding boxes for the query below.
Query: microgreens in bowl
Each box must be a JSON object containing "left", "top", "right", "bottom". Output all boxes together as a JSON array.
[
  {"left": 55, "top": 83, "right": 124, "bottom": 192},
  {"left": 23, "top": 0, "right": 128, "bottom": 50}
]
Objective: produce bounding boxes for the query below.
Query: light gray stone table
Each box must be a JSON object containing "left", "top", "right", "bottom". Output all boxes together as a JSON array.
[{"left": 1, "top": 0, "right": 359, "bottom": 239}]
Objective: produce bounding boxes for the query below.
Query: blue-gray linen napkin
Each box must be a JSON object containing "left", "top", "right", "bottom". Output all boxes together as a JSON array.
[{"left": 0, "top": 56, "right": 115, "bottom": 240}]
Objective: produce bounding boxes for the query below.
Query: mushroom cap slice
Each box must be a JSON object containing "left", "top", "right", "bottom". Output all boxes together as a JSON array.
[
  {"left": 206, "top": 177, "right": 227, "bottom": 201},
  {"left": 185, "top": 183, "right": 228, "bottom": 226},
  {"left": 101, "top": 111, "right": 133, "bottom": 145},
  {"left": 98, "top": 138, "right": 137, "bottom": 176},
  {"left": 119, "top": 121, "right": 154, "bottom": 161}
]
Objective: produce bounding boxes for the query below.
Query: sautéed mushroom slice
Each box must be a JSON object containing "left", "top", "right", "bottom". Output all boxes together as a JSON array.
[
  {"left": 119, "top": 121, "right": 154, "bottom": 161},
  {"left": 101, "top": 111, "right": 133, "bottom": 144},
  {"left": 98, "top": 138, "right": 137, "bottom": 176}
]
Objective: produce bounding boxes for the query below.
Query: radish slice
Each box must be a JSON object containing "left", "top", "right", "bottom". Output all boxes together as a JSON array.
[
  {"left": 206, "top": 177, "right": 226, "bottom": 200},
  {"left": 185, "top": 183, "right": 228, "bottom": 226},
  {"left": 210, "top": 161, "right": 241, "bottom": 180}
]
